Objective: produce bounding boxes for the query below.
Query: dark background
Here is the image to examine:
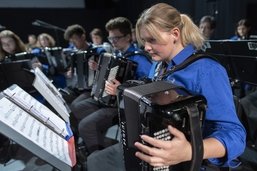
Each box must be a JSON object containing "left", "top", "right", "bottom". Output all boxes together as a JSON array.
[{"left": 1, "top": 0, "right": 257, "bottom": 47}]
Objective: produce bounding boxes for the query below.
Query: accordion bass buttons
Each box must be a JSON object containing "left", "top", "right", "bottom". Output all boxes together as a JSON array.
[
  {"left": 153, "top": 128, "right": 172, "bottom": 141},
  {"left": 152, "top": 129, "right": 171, "bottom": 171},
  {"left": 153, "top": 166, "right": 169, "bottom": 171}
]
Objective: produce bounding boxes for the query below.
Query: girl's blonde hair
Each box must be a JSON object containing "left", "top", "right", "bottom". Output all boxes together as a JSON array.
[
  {"left": 37, "top": 33, "right": 56, "bottom": 47},
  {"left": 136, "top": 3, "right": 204, "bottom": 50}
]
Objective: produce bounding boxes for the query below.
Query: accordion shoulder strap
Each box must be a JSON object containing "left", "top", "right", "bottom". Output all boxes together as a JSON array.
[
  {"left": 123, "top": 50, "right": 152, "bottom": 63},
  {"left": 160, "top": 53, "right": 218, "bottom": 80}
]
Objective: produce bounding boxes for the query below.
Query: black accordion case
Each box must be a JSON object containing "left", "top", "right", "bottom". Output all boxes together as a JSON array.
[{"left": 117, "top": 80, "right": 207, "bottom": 171}]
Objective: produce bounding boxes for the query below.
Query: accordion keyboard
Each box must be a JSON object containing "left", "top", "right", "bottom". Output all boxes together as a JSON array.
[
  {"left": 152, "top": 128, "right": 171, "bottom": 171},
  {"left": 102, "top": 65, "right": 119, "bottom": 97}
]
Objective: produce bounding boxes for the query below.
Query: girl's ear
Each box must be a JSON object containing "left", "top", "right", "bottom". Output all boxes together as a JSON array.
[
  {"left": 170, "top": 27, "right": 180, "bottom": 40},
  {"left": 168, "top": 27, "right": 180, "bottom": 44}
]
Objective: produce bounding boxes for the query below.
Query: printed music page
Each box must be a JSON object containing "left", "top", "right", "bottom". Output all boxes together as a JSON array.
[
  {"left": 0, "top": 95, "right": 76, "bottom": 170},
  {"left": 3, "top": 84, "right": 72, "bottom": 139},
  {"left": 33, "top": 67, "right": 70, "bottom": 123}
]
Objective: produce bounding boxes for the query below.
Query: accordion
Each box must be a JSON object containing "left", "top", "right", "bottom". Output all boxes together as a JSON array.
[
  {"left": 91, "top": 52, "right": 138, "bottom": 107},
  {"left": 4, "top": 52, "right": 34, "bottom": 62},
  {"left": 43, "top": 47, "right": 68, "bottom": 74},
  {"left": 117, "top": 80, "right": 206, "bottom": 171},
  {"left": 71, "top": 49, "right": 99, "bottom": 90}
]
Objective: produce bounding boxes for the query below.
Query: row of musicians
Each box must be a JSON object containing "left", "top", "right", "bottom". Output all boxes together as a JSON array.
[
  {"left": 0, "top": 17, "right": 154, "bottom": 157},
  {"left": 1, "top": 13, "right": 246, "bottom": 171}
]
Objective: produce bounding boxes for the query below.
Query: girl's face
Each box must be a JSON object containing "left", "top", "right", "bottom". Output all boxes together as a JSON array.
[
  {"left": 39, "top": 36, "right": 50, "bottom": 48},
  {"left": 139, "top": 26, "right": 178, "bottom": 62},
  {"left": 1, "top": 37, "right": 17, "bottom": 54},
  {"left": 237, "top": 25, "right": 249, "bottom": 38},
  {"left": 28, "top": 35, "right": 37, "bottom": 44},
  {"left": 91, "top": 35, "right": 102, "bottom": 45},
  {"left": 199, "top": 22, "right": 213, "bottom": 40}
]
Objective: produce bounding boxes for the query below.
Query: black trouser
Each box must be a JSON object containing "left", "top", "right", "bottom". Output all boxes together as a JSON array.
[{"left": 0, "top": 134, "right": 9, "bottom": 148}]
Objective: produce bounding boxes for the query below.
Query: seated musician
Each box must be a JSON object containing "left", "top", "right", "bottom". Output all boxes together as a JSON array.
[
  {"left": 25, "top": 34, "right": 37, "bottom": 52},
  {"left": 62, "top": 24, "right": 106, "bottom": 104},
  {"left": 86, "top": 3, "right": 246, "bottom": 171},
  {"left": 0, "top": 30, "right": 27, "bottom": 62},
  {"left": 230, "top": 19, "right": 252, "bottom": 40},
  {"left": 71, "top": 17, "right": 152, "bottom": 155},
  {"left": 198, "top": 15, "right": 216, "bottom": 40},
  {"left": 31, "top": 33, "right": 67, "bottom": 89},
  {"left": 0, "top": 29, "right": 28, "bottom": 164},
  {"left": 90, "top": 28, "right": 113, "bottom": 53}
]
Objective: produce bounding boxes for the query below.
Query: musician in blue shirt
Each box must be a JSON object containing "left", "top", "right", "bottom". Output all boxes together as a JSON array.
[
  {"left": 63, "top": 24, "right": 106, "bottom": 105},
  {"left": 134, "top": 3, "right": 245, "bottom": 169},
  {"left": 87, "top": 3, "right": 246, "bottom": 171},
  {"left": 31, "top": 33, "right": 67, "bottom": 89},
  {"left": 74, "top": 17, "right": 152, "bottom": 155}
]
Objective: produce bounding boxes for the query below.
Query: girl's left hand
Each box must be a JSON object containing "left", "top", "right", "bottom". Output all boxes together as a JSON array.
[{"left": 134, "top": 125, "right": 192, "bottom": 167}]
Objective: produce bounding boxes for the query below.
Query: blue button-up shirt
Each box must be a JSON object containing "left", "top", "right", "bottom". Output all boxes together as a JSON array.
[{"left": 149, "top": 44, "right": 246, "bottom": 167}]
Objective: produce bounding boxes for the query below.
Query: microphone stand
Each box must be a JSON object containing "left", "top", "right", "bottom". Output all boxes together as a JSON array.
[{"left": 32, "top": 20, "right": 65, "bottom": 46}]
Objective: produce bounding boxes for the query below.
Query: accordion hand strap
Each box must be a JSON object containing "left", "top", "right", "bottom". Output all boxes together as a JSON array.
[{"left": 186, "top": 104, "right": 204, "bottom": 171}]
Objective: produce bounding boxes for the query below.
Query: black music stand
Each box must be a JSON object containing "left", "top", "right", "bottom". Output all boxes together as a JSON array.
[
  {"left": 226, "top": 40, "right": 257, "bottom": 86},
  {"left": 226, "top": 40, "right": 257, "bottom": 57},
  {"left": 0, "top": 60, "right": 35, "bottom": 92},
  {"left": 230, "top": 55, "right": 257, "bottom": 86},
  {"left": 203, "top": 40, "right": 257, "bottom": 86},
  {"left": 202, "top": 40, "right": 229, "bottom": 54},
  {"left": 202, "top": 40, "right": 235, "bottom": 80}
]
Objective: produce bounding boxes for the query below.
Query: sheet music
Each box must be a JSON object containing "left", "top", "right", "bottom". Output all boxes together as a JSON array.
[
  {"left": 33, "top": 67, "right": 70, "bottom": 122},
  {"left": 0, "top": 96, "right": 72, "bottom": 166},
  {"left": 34, "top": 67, "right": 63, "bottom": 98},
  {"left": 3, "top": 85, "right": 70, "bottom": 139}
]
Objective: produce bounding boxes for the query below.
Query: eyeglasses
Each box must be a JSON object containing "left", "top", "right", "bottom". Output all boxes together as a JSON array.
[{"left": 107, "top": 35, "right": 126, "bottom": 42}]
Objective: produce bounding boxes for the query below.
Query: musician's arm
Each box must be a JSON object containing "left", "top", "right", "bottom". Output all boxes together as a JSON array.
[
  {"left": 202, "top": 120, "right": 246, "bottom": 167},
  {"left": 203, "top": 138, "right": 225, "bottom": 160},
  {"left": 197, "top": 60, "right": 246, "bottom": 167},
  {"left": 169, "top": 60, "right": 246, "bottom": 168}
]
